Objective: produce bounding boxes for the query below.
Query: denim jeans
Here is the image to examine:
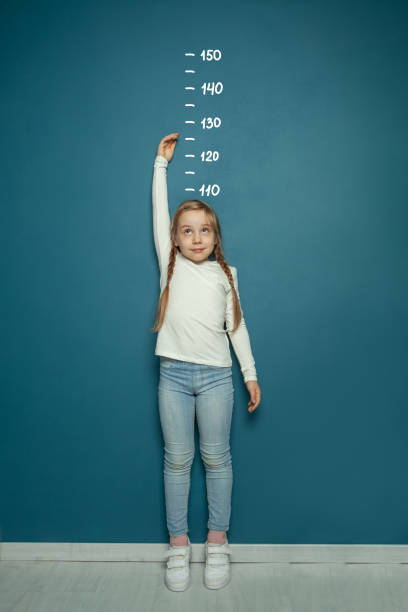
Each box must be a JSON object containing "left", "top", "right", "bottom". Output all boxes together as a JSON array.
[{"left": 158, "top": 356, "right": 234, "bottom": 537}]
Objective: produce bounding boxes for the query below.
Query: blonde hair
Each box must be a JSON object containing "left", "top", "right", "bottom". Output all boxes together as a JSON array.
[{"left": 151, "top": 199, "right": 242, "bottom": 333}]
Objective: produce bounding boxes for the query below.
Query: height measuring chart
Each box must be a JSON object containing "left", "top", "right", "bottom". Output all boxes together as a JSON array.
[{"left": 184, "top": 49, "right": 223, "bottom": 199}]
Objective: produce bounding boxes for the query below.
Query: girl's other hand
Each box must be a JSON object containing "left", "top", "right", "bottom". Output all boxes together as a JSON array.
[
  {"left": 157, "top": 133, "right": 179, "bottom": 163},
  {"left": 246, "top": 381, "right": 261, "bottom": 413}
]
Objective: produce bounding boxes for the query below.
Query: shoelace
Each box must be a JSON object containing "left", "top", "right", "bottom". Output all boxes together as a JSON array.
[
  {"left": 164, "top": 544, "right": 190, "bottom": 569},
  {"left": 206, "top": 543, "right": 232, "bottom": 566}
]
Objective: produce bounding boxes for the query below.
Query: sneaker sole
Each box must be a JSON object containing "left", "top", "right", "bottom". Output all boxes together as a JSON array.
[
  {"left": 165, "top": 574, "right": 191, "bottom": 591},
  {"left": 204, "top": 573, "right": 231, "bottom": 589}
]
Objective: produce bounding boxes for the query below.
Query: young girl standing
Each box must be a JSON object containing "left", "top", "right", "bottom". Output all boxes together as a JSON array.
[{"left": 152, "top": 133, "right": 261, "bottom": 591}]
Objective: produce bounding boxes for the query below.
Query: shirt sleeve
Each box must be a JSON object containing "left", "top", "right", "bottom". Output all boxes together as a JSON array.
[
  {"left": 225, "top": 266, "right": 258, "bottom": 383},
  {"left": 152, "top": 155, "right": 172, "bottom": 291}
]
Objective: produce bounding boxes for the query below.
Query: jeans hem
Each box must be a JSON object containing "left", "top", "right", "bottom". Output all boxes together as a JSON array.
[
  {"left": 169, "top": 530, "right": 189, "bottom": 537},
  {"left": 208, "top": 526, "right": 229, "bottom": 532}
]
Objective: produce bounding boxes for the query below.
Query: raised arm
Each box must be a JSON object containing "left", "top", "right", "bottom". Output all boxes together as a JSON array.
[
  {"left": 225, "top": 267, "right": 258, "bottom": 383},
  {"left": 152, "top": 133, "right": 179, "bottom": 288},
  {"left": 152, "top": 155, "right": 171, "bottom": 282}
]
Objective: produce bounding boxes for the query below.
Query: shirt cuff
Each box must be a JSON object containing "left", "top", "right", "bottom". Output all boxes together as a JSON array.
[
  {"left": 242, "top": 367, "right": 258, "bottom": 383},
  {"left": 154, "top": 155, "right": 168, "bottom": 168}
]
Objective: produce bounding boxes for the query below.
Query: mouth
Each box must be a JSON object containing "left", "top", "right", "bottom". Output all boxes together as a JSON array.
[{"left": 192, "top": 248, "right": 204, "bottom": 252}]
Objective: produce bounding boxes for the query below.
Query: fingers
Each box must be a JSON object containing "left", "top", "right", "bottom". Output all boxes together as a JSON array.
[
  {"left": 160, "top": 132, "right": 179, "bottom": 144},
  {"left": 248, "top": 400, "right": 260, "bottom": 412},
  {"left": 157, "top": 133, "right": 180, "bottom": 159},
  {"left": 248, "top": 390, "right": 261, "bottom": 412}
]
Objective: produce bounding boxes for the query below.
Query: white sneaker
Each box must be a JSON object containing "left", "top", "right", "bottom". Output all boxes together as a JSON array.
[
  {"left": 163, "top": 536, "right": 192, "bottom": 591},
  {"left": 204, "top": 538, "right": 232, "bottom": 589}
]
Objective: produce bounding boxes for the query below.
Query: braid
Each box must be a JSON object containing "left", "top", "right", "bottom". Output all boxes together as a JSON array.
[
  {"left": 213, "top": 243, "right": 242, "bottom": 332},
  {"left": 166, "top": 243, "right": 178, "bottom": 285},
  {"left": 151, "top": 243, "right": 178, "bottom": 332}
]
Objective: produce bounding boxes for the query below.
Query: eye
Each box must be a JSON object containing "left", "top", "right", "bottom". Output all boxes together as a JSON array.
[{"left": 183, "top": 227, "right": 211, "bottom": 234}]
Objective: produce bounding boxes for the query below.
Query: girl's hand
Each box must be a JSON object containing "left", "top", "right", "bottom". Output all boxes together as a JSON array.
[
  {"left": 246, "top": 381, "right": 261, "bottom": 413},
  {"left": 157, "top": 133, "right": 179, "bottom": 163}
]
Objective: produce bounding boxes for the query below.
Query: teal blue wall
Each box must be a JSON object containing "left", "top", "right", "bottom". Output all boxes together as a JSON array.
[{"left": 2, "top": 0, "right": 407, "bottom": 544}]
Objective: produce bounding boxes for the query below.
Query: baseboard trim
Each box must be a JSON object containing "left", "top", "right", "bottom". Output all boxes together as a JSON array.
[{"left": 1, "top": 543, "right": 408, "bottom": 564}]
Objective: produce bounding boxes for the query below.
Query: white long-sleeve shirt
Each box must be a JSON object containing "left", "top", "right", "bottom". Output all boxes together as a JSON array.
[{"left": 152, "top": 154, "right": 257, "bottom": 383}]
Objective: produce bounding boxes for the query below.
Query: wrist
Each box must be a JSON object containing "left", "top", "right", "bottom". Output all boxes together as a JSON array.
[{"left": 154, "top": 155, "right": 168, "bottom": 167}]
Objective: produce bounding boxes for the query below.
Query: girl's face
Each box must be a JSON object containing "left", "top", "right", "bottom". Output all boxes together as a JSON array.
[{"left": 175, "top": 209, "right": 216, "bottom": 264}]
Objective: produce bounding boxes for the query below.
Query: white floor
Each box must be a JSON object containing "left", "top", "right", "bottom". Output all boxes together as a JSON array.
[{"left": 1, "top": 559, "right": 408, "bottom": 611}]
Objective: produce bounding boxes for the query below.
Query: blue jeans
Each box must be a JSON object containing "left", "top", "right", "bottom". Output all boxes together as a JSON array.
[{"left": 158, "top": 356, "right": 234, "bottom": 537}]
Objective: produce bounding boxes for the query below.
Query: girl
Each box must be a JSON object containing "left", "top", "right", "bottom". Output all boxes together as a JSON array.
[{"left": 152, "top": 133, "right": 261, "bottom": 591}]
